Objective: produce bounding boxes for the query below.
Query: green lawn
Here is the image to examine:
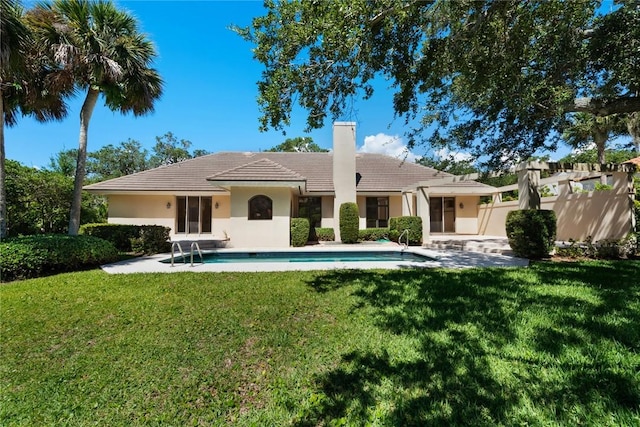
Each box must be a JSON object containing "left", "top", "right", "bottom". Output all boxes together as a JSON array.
[{"left": 1, "top": 261, "right": 639, "bottom": 426}]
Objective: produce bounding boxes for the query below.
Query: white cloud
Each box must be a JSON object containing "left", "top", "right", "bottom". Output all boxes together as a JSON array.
[
  {"left": 434, "top": 147, "right": 473, "bottom": 162},
  {"left": 358, "top": 133, "right": 418, "bottom": 162}
]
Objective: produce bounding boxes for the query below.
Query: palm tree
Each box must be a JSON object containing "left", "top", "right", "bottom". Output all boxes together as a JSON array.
[
  {"left": 27, "top": 0, "right": 163, "bottom": 235},
  {"left": 1, "top": 0, "right": 70, "bottom": 238}
]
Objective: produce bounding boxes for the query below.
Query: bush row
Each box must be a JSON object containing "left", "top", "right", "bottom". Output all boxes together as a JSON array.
[
  {"left": 307, "top": 216, "right": 423, "bottom": 245},
  {"left": 80, "top": 223, "right": 170, "bottom": 254},
  {"left": 556, "top": 233, "right": 639, "bottom": 259},
  {"left": 0, "top": 234, "right": 119, "bottom": 282}
]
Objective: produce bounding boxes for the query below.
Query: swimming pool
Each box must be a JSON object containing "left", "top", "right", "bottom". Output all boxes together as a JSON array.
[{"left": 162, "top": 250, "right": 434, "bottom": 264}]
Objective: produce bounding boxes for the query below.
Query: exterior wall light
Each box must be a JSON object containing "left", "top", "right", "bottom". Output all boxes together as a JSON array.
[
  {"left": 459, "top": 202, "right": 464, "bottom": 209},
  {"left": 166, "top": 202, "right": 172, "bottom": 210},
  {"left": 215, "top": 201, "right": 220, "bottom": 209}
]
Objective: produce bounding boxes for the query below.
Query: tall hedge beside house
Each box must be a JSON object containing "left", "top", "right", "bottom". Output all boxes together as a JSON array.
[
  {"left": 80, "top": 223, "right": 170, "bottom": 254},
  {"left": 389, "top": 216, "right": 423, "bottom": 245},
  {"left": 506, "top": 210, "right": 557, "bottom": 259},
  {"left": 339, "top": 202, "right": 359, "bottom": 244},
  {"left": 291, "top": 218, "right": 310, "bottom": 247}
]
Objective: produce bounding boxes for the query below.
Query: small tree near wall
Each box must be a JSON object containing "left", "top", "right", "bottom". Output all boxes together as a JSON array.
[
  {"left": 506, "top": 210, "right": 557, "bottom": 259},
  {"left": 339, "top": 202, "right": 359, "bottom": 244}
]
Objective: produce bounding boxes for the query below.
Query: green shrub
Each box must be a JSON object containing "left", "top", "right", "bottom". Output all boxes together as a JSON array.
[
  {"left": 81, "top": 223, "right": 170, "bottom": 254},
  {"left": 358, "top": 228, "right": 390, "bottom": 241},
  {"left": 339, "top": 203, "right": 360, "bottom": 244},
  {"left": 595, "top": 234, "right": 638, "bottom": 259},
  {"left": 80, "top": 223, "right": 137, "bottom": 251},
  {"left": 389, "top": 216, "right": 423, "bottom": 245},
  {"left": 315, "top": 228, "right": 335, "bottom": 241},
  {"left": 506, "top": 210, "right": 557, "bottom": 259},
  {"left": 130, "top": 226, "right": 171, "bottom": 255},
  {"left": 290, "top": 218, "right": 310, "bottom": 247},
  {"left": 634, "top": 200, "right": 640, "bottom": 233},
  {"left": 0, "top": 234, "right": 118, "bottom": 282}
]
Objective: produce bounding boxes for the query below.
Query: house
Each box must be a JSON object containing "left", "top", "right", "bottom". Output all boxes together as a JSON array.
[{"left": 84, "top": 122, "right": 497, "bottom": 247}]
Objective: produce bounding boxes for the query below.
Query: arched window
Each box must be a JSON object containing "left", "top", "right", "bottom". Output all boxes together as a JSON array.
[{"left": 248, "top": 195, "right": 272, "bottom": 220}]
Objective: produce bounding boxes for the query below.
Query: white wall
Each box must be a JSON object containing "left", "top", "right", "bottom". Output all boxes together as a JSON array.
[
  {"left": 478, "top": 191, "right": 633, "bottom": 241},
  {"left": 228, "top": 187, "right": 292, "bottom": 248},
  {"left": 455, "top": 196, "right": 479, "bottom": 234},
  {"left": 108, "top": 195, "right": 174, "bottom": 231}
]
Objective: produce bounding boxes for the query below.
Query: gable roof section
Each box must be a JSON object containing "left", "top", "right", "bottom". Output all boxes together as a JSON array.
[
  {"left": 84, "top": 151, "right": 456, "bottom": 193},
  {"left": 207, "top": 158, "right": 307, "bottom": 189}
]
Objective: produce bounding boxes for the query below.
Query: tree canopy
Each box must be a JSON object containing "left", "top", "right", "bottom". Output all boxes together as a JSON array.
[
  {"left": 237, "top": 0, "right": 640, "bottom": 168},
  {"left": 267, "top": 136, "right": 328, "bottom": 152}
]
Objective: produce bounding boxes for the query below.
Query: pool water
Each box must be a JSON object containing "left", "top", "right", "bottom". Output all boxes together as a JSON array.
[{"left": 162, "top": 250, "right": 432, "bottom": 264}]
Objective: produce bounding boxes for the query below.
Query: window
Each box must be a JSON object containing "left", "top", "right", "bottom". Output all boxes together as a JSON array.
[
  {"left": 176, "top": 196, "right": 212, "bottom": 234},
  {"left": 249, "top": 195, "right": 272, "bottom": 220},
  {"left": 297, "top": 197, "right": 322, "bottom": 228},
  {"left": 366, "top": 197, "right": 389, "bottom": 228}
]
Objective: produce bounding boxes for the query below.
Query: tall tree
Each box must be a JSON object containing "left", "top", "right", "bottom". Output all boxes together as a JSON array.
[
  {"left": 236, "top": 0, "right": 640, "bottom": 168},
  {"left": 561, "top": 113, "right": 627, "bottom": 164},
  {"left": 27, "top": 0, "right": 163, "bottom": 235},
  {"left": 267, "top": 136, "right": 328, "bottom": 152},
  {"left": 1, "top": 0, "right": 70, "bottom": 238},
  {"left": 149, "top": 132, "right": 194, "bottom": 167},
  {"left": 88, "top": 139, "right": 148, "bottom": 180}
]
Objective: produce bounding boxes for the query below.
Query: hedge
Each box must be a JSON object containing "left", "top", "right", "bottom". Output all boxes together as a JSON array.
[
  {"left": 0, "top": 234, "right": 119, "bottom": 282},
  {"left": 291, "top": 218, "right": 310, "bottom": 247},
  {"left": 80, "top": 223, "right": 170, "bottom": 254},
  {"left": 339, "top": 203, "right": 359, "bottom": 244},
  {"left": 389, "top": 216, "right": 423, "bottom": 245},
  {"left": 506, "top": 210, "right": 557, "bottom": 259},
  {"left": 359, "top": 228, "right": 390, "bottom": 241},
  {"left": 315, "top": 228, "right": 335, "bottom": 241}
]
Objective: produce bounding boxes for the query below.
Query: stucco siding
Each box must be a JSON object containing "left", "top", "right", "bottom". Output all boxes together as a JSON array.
[
  {"left": 228, "top": 187, "right": 292, "bottom": 248},
  {"left": 478, "top": 192, "right": 633, "bottom": 241},
  {"left": 108, "top": 195, "right": 174, "bottom": 231},
  {"left": 455, "top": 196, "right": 479, "bottom": 234}
]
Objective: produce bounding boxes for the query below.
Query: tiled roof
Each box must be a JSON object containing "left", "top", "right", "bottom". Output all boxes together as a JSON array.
[
  {"left": 84, "top": 151, "right": 459, "bottom": 193},
  {"left": 208, "top": 158, "right": 305, "bottom": 182},
  {"left": 623, "top": 156, "right": 640, "bottom": 166}
]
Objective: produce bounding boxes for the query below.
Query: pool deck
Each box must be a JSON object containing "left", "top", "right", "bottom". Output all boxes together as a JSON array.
[{"left": 101, "top": 242, "right": 529, "bottom": 274}]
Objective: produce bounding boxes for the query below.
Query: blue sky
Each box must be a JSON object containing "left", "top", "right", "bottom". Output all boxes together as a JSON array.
[{"left": 6, "top": 0, "right": 604, "bottom": 168}]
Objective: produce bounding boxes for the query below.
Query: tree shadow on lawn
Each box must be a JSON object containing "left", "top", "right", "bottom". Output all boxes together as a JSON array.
[{"left": 295, "top": 265, "right": 640, "bottom": 426}]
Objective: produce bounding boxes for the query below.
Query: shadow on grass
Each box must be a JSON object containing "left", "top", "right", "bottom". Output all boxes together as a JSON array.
[{"left": 297, "top": 263, "right": 640, "bottom": 425}]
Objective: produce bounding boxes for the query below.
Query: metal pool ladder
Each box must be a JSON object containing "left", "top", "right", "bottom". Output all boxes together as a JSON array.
[
  {"left": 398, "top": 229, "right": 409, "bottom": 248},
  {"left": 170, "top": 242, "right": 185, "bottom": 267},
  {"left": 170, "top": 241, "right": 204, "bottom": 267},
  {"left": 190, "top": 242, "right": 203, "bottom": 266}
]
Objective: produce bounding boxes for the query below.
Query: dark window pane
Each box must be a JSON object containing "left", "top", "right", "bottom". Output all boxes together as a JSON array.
[
  {"left": 188, "top": 196, "right": 199, "bottom": 233},
  {"left": 177, "top": 197, "right": 186, "bottom": 233},
  {"left": 201, "top": 197, "right": 212, "bottom": 233},
  {"left": 249, "top": 195, "right": 272, "bottom": 220}
]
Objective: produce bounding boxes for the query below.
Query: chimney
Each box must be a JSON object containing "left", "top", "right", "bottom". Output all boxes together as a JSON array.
[{"left": 332, "top": 122, "right": 357, "bottom": 242}]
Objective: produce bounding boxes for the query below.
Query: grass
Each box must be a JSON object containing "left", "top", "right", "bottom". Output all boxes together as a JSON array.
[{"left": 1, "top": 261, "right": 639, "bottom": 426}]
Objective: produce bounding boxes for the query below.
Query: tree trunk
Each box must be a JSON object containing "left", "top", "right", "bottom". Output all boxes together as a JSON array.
[
  {"left": 0, "top": 87, "right": 6, "bottom": 239},
  {"left": 68, "top": 88, "right": 99, "bottom": 236},
  {"left": 594, "top": 129, "right": 608, "bottom": 184}
]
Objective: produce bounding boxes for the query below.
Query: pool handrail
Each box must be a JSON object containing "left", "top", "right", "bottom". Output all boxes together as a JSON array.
[
  {"left": 190, "top": 242, "right": 203, "bottom": 266},
  {"left": 170, "top": 242, "right": 185, "bottom": 267},
  {"left": 398, "top": 229, "right": 409, "bottom": 248}
]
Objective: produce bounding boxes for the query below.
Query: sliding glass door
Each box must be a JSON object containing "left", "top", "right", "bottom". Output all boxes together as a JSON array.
[
  {"left": 430, "top": 197, "right": 455, "bottom": 233},
  {"left": 176, "top": 196, "right": 212, "bottom": 234}
]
